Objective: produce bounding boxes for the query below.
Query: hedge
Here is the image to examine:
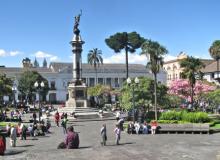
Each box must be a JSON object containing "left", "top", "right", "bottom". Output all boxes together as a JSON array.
[{"left": 159, "top": 110, "right": 210, "bottom": 123}]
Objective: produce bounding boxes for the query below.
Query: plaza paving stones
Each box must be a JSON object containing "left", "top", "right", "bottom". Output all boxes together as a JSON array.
[{"left": 1, "top": 119, "right": 220, "bottom": 160}]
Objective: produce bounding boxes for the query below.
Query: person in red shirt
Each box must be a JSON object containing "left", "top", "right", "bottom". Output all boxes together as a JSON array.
[
  {"left": 151, "top": 120, "right": 158, "bottom": 135},
  {"left": 54, "top": 111, "right": 60, "bottom": 127},
  {"left": 0, "top": 134, "right": 6, "bottom": 155}
]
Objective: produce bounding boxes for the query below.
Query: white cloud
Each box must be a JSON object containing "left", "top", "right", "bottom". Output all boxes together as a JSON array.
[
  {"left": 34, "top": 51, "right": 53, "bottom": 58},
  {"left": 50, "top": 56, "right": 58, "bottom": 61},
  {"left": 103, "top": 53, "right": 148, "bottom": 65},
  {"left": 103, "top": 53, "right": 177, "bottom": 64},
  {"left": 9, "top": 51, "right": 22, "bottom": 56},
  {"left": 0, "top": 49, "right": 22, "bottom": 57},
  {"left": 0, "top": 49, "right": 6, "bottom": 57},
  {"left": 33, "top": 51, "right": 59, "bottom": 61},
  {"left": 194, "top": 54, "right": 212, "bottom": 60},
  {"left": 163, "top": 54, "right": 176, "bottom": 62}
]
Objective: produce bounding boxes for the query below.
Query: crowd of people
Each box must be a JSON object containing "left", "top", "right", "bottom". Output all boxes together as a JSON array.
[
  {"left": 127, "top": 120, "right": 158, "bottom": 135},
  {"left": 0, "top": 107, "right": 161, "bottom": 156}
]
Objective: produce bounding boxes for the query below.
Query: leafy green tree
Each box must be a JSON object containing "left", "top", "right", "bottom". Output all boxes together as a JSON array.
[
  {"left": 209, "top": 40, "right": 220, "bottom": 79},
  {"left": 180, "top": 56, "right": 204, "bottom": 109},
  {"left": 204, "top": 89, "right": 220, "bottom": 109},
  {"left": 141, "top": 40, "right": 168, "bottom": 120},
  {"left": 18, "top": 71, "right": 49, "bottom": 103},
  {"left": 87, "top": 84, "right": 113, "bottom": 108},
  {"left": 0, "top": 74, "right": 13, "bottom": 103},
  {"left": 163, "top": 95, "right": 183, "bottom": 108},
  {"left": 119, "top": 77, "right": 168, "bottom": 111},
  {"left": 87, "top": 48, "right": 103, "bottom": 85},
  {"left": 105, "top": 32, "right": 145, "bottom": 78}
]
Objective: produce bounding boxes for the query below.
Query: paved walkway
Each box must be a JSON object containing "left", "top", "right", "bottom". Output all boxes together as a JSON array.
[{"left": 2, "top": 119, "right": 220, "bottom": 160}]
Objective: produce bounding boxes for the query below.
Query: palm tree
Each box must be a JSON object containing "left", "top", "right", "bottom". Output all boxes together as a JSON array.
[
  {"left": 180, "top": 56, "right": 204, "bottom": 109},
  {"left": 141, "top": 40, "right": 168, "bottom": 120},
  {"left": 105, "top": 32, "right": 145, "bottom": 78},
  {"left": 87, "top": 48, "right": 103, "bottom": 85},
  {"left": 209, "top": 40, "right": 220, "bottom": 81}
]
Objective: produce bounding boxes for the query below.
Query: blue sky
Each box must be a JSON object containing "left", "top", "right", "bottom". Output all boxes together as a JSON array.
[{"left": 0, "top": 0, "right": 220, "bottom": 67}]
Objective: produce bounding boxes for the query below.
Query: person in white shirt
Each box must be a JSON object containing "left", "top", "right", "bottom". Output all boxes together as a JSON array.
[
  {"left": 134, "top": 122, "right": 140, "bottom": 134},
  {"left": 116, "top": 111, "right": 120, "bottom": 121},
  {"left": 114, "top": 124, "right": 121, "bottom": 145},
  {"left": 10, "top": 126, "right": 17, "bottom": 147}
]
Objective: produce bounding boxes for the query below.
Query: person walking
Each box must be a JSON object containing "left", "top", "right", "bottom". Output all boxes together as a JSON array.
[
  {"left": 100, "top": 124, "right": 107, "bottom": 146},
  {"left": 33, "top": 112, "right": 37, "bottom": 123},
  {"left": 114, "top": 124, "right": 121, "bottom": 145},
  {"left": 54, "top": 111, "right": 60, "bottom": 127},
  {"left": 10, "top": 125, "right": 17, "bottom": 147},
  {"left": 61, "top": 117, "right": 68, "bottom": 134},
  {"left": 20, "top": 124, "right": 27, "bottom": 140}
]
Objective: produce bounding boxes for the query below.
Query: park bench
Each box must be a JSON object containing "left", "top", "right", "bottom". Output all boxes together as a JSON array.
[{"left": 157, "top": 123, "right": 210, "bottom": 134}]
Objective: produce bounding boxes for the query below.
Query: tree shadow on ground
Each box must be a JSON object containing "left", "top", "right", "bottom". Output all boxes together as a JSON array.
[
  {"left": 16, "top": 144, "right": 34, "bottom": 147},
  {"left": 78, "top": 146, "right": 92, "bottom": 149},
  {"left": 106, "top": 142, "right": 135, "bottom": 146},
  {"left": 4, "top": 150, "right": 26, "bottom": 156},
  {"left": 37, "top": 135, "right": 50, "bottom": 138}
]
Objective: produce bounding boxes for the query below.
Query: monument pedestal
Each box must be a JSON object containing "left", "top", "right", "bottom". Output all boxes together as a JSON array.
[{"left": 65, "top": 80, "right": 88, "bottom": 108}]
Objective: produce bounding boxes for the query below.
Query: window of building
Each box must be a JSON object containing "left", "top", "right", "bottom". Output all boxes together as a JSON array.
[
  {"left": 89, "top": 78, "right": 95, "bottom": 87},
  {"left": 211, "top": 73, "right": 215, "bottom": 79},
  {"left": 82, "top": 78, "right": 86, "bottom": 84},
  {"left": 98, "top": 78, "right": 104, "bottom": 84},
  {"left": 114, "top": 78, "right": 119, "bottom": 88},
  {"left": 106, "top": 78, "right": 111, "bottom": 86},
  {"left": 50, "top": 81, "right": 56, "bottom": 90}
]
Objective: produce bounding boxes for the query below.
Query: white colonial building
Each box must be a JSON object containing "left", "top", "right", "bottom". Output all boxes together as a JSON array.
[{"left": 0, "top": 60, "right": 167, "bottom": 103}]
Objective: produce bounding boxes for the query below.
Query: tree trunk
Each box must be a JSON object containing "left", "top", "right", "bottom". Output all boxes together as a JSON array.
[
  {"left": 191, "top": 83, "right": 194, "bottom": 110},
  {"left": 217, "top": 58, "right": 219, "bottom": 79},
  {"left": 95, "top": 67, "right": 97, "bottom": 86},
  {"left": 154, "top": 73, "right": 158, "bottom": 121},
  {"left": 125, "top": 47, "right": 129, "bottom": 79}
]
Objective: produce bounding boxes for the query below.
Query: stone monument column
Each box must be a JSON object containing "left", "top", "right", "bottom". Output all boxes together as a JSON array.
[{"left": 65, "top": 12, "right": 88, "bottom": 109}]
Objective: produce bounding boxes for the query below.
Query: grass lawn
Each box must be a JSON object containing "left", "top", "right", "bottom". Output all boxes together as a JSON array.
[
  {"left": 210, "top": 123, "right": 220, "bottom": 129},
  {"left": 0, "top": 122, "right": 18, "bottom": 127}
]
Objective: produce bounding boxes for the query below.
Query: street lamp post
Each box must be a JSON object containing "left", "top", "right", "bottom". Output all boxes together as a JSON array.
[
  {"left": 11, "top": 84, "right": 17, "bottom": 109},
  {"left": 127, "top": 77, "right": 139, "bottom": 123},
  {"left": 34, "top": 81, "right": 45, "bottom": 122}
]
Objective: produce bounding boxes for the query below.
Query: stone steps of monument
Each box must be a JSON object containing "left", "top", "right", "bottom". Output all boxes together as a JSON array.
[
  {"left": 75, "top": 113, "right": 100, "bottom": 119},
  {"left": 74, "top": 108, "right": 99, "bottom": 113},
  {"left": 58, "top": 107, "right": 74, "bottom": 113},
  {"left": 58, "top": 107, "right": 100, "bottom": 114}
]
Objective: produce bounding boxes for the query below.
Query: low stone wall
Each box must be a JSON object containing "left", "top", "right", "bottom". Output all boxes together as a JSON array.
[{"left": 158, "top": 123, "right": 210, "bottom": 134}]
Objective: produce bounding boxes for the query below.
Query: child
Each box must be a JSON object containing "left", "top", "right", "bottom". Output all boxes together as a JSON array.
[
  {"left": 100, "top": 124, "right": 107, "bottom": 146},
  {"left": 114, "top": 124, "right": 120, "bottom": 145}
]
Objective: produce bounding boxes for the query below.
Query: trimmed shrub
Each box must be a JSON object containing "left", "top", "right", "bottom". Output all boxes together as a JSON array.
[{"left": 159, "top": 110, "right": 210, "bottom": 123}]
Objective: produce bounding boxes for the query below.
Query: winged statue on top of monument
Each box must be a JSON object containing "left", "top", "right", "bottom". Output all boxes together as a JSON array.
[{"left": 74, "top": 10, "right": 82, "bottom": 35}]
